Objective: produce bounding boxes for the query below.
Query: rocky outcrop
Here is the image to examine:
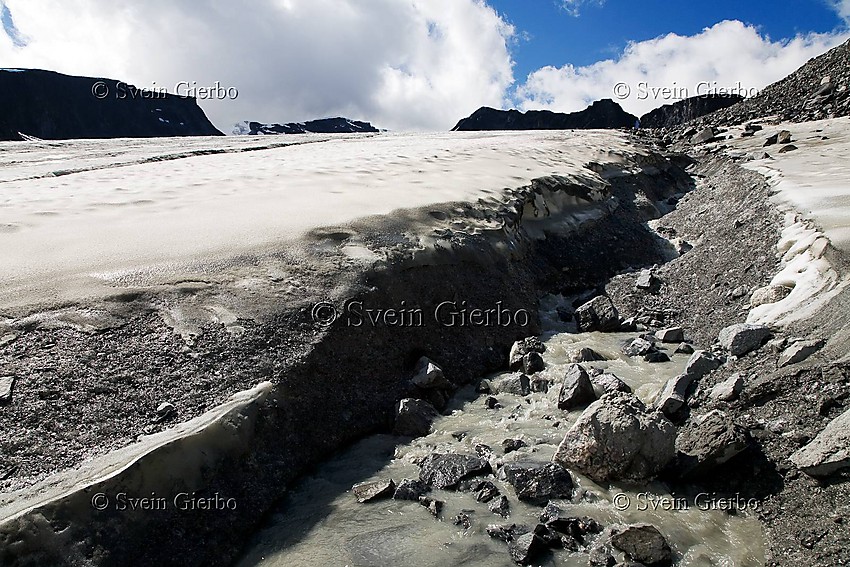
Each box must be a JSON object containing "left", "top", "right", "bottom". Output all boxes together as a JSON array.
[
  {"left": 640, "top": 94, "right": 743, "bottom": 129},
  {"left": 553, "top": 392, "right": 676, "bottom": 483},
  {"left": 452, "top": 100, "right": 638, "bottom": 131},
  {"left": 234, "top": 117, "right": 379, "bottom": 135},
  {"left": 0, "top": 69, "right": 223, "bottom": 141}
]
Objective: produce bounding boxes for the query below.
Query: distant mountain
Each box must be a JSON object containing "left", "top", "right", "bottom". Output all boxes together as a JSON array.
[
  {"left": 0, "top": 69, "right": 223, "bottom": 141},
  {"left": 451, "top": 99, "right": 638, "bottom": 131},
  {"left": 639, "top": 94, "right": 743, "bottom": 129},
  {"left": 234, "top": 117, "right": 380, "bottom": 135}
]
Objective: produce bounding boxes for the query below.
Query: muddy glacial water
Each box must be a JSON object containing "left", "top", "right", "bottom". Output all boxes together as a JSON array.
[{"left": 237, "top": 296, "right": 765, "bottom": 567}]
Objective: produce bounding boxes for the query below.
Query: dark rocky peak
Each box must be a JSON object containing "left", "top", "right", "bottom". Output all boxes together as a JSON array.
[
  {"left": 452, "top": 99, "right": 638, "bottom": 131},
  {"left": 234, "top": 117, "right": 380, "bottom": 135},
  {"left": 640, "top": 94, "right": 743, "bottom": 129}
]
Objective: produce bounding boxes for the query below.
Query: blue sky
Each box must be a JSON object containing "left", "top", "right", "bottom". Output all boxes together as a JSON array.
[{"left": 490, "top": 0, "right": 847, "bottom": 83}]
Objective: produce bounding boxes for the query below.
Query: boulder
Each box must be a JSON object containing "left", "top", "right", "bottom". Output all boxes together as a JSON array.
[
  {"left": 393, "top": 478, "right": 429, "bottom": 501},
  {"left": 418, "top": 496, "right": 443, "bottom": 517},
  {"left": 0, "top": 375, "right": 15, "bottom": 405},
  {"left": 508, "top": 532, "right": 547, "bottom": 565},
  {"left": 692, "top": 127, "right": 717, "bottom": 144},
  {"left": 394, "top": 398, "right": 440, "bottom": 437},
  {"left": 791, "top": 407, "right": 850, "bottom": 476},
  {"left": 486, "top": 523, "right": 530, "bottom": 542},
  {"left": 501, "top": 462, "right": 574, "bottom": 504},
  {"left": 572, "top": 347, "right": 606, "bottom": 363},
  {"left": 635, "top": 269, "right": 660, "bottom": 291},
  {"left": 558, "top": 364, "right": 597, "bottom": 410},
  {"left": 473, "top": 480, "right": 501, "bottom": 503},
  {"left": 553, "top": 392, "right": 676, "bottom": 483},
  {"left": 489, "top": 495, "right": 511, "bottom": 518},
  {"left": 777, "top": 130, "right": 793, "bottom": 144},
  {"left": 778, "top": 339, "right": 824, "bottom": 367},
  {"left": 654, "top": 374, "right": 691, "bottom": 418},
  {"left": 411, "top": 357, "right": 453, "bottom": 389},
  {"left": 610, "top": 524, "right": 673, "bottom": 566},
  {"left": 750, "top": 285, "right": 793, "bottom": 307},
  {"left": 778, "top": 144, "right": 798, "bottom": 154},
  {"left": 530, "top": 376, "right": 550, "bottom": 393},
  {"left": 676, "top": 410, "right": 749, "bottom": 478},
  {"left": 592, "top": 373, "right": 632, "bottom": 397},
  {"left": 502, "top": 438, "right": 528, "bottom": 454},
  {"left": 509, "top": 337, "right": 546, "bottom": 371},
  {"left": 419, "top": 453, "right": 492, "bottom": 489},
  {"left": 683, "top": 350, "right": 723, "bottom": 381},
  {"left": 496, "top": 373, "right": 531, "bottom": 396},
  {"left": 655, "top": 327, "right": 684, "bottom": 343},
  {"left": 484, "top": 396, "right": 502, "bottom": 410},
  {"left": 623, "top": 337, "right": 655, "bottom": 357},
  {"left": 643, "top": 351, "right": 670, "bottom": 364},
  {"left": 523, "top": 351, "right": 545, "bottom": 374},
  {"left": 575, "top": 296, "right": 621, "bottom": 332},
  {"left": 352, "top": 479, "right": 396, "bottom": 503},
  {"left": 674, "top": 343, "right": 694, "bottom": 355},
  {"left": 709, "top": 374, "right": 745, "bottom": 402},
  {"left": 717, "top": 323, "right": 771, "bottom": 356}
]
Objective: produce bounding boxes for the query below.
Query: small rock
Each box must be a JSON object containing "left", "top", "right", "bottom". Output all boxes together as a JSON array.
[
  {"left": 523, "top": 352, "right": 545, "bottom": 374},
  {"left": 509, "top": 338, "right": 546, "bottom": 371},
  {"left": 717, "top": 323, "right": 772, "bottom": 356},
  {"left": 453, "top": 512, "right": 473, "bottom": 530},
  {"left": 764, "top": 133, "right": 779, "bottom": 146},
  {"left": 692, "top": 127, "right": 717, "bottom": 144},
  {"left": 419, "top": 453, "right": 491, "bottom": 489},
  {"left": 496, "top": 373, "right": 531, "bottom": 396},
  {"left": 635, "top": 269, "right": 660, "bottom": 291},
  {"left": 575, "top": 296, "right": 620, "bottom": 332},
  {"left": 572, "top": 347, "right": 606, "bottom": 363},
  {"left": 484, "top": 396, "right": 502, "bottom": 410},
  {"left": 709, "top": 374, "right": 745, "bottom": 402},
  {"left": 778, "top": 144, "right": 798, "bottom": 154},
  {"left": 489, "top": 495, "right": 511, "bottom": 518},
  {"left": 777, "top": 130, "right": 792, "bottom": 144},
  {"left": 476, "top": 379, "right": 493, "bottom": 394},
  {"left": 486, "top": 523, "right": 529, "bottom": 542},
  {"left": 610, "top": 524, "right": 673, "bottom": 566},
  {"left": 655, "top": 327, "right": 684, "bottom": 343},
  {"left": 643, "top": 351, "right": 670, "bottom": 363},
  {"left": 418, "top": 495, "right": 443, "bottom": 517},
  {"left": 501, "top": 462, "right": 574, "bottom": 504},
  {"left": 394, "top": 398, "right": 440, "bottom": 437},
  {"left": 352, "top": 479, "right": 396, "bottom": 503},
  {"left": 778, "top": 339, "right": 824, "bottom": 367},
  {"left": 154, "top": 402, "right": 176, "bottom": 422},
  {"left": 654, "top": 374, "right": 692, "bottom": 418},
  {"left": 750, "top": 285, "right": 793, "bottom": 307},
  {"left": 474, "top": 480, "right": 501, "bottom": 503},
  {"left": 411, "top": 357, "right": 452, "bottom": 390},
  {"left": 790, "top": 407, "right": 850, "bottom": 476},
  {"left": 558, "top": 364, "right": 597, "bottom": 410},
  {"left": 684, "top": 350, "right": 723, "bottom": 381},
  {"left": 730, "top": 286, "right": 748, "bottom": 299},
  {"left": 623, "top": 337, "right": 655, "bottom": 357},
  {"left": 0, "top": 376, "right": 15, "bottom": 405},
  {"left": 507, "top": 532, "right": 546, "bottom": 565},
  {"left": 675, "top": 343, "right": 695, "bottom": 355},
  {"left": 503, "top": 438, "right": 528, "bottom": 454},
  {"left": 393, "top": 478, "right": 429, "bottom": 501},
  {"left": 591, "top": 373, "right": 632, "bottom": 397},
  {"left": 530, "top": 376, "right": 550, "bottom": 393}
]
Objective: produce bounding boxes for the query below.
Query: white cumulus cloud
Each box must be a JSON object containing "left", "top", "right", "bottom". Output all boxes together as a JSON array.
[
  {"left": 0, "top": 0, "right": 516, "bottom": 131},
  {"left": 515, "top": 20, "right": 849, "bottom": 118}
]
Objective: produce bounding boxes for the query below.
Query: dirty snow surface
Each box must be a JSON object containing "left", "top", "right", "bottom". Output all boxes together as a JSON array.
[{"left": 0, "top": 131, "right": 638, "bottom": 312}]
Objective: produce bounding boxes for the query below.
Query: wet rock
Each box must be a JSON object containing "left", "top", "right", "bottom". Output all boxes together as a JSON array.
[
  {"left": 558, "top": 364, "right": 597, "bottom": 410},
  {"left": 717, "top": 323, "right": 771, "bottom": 356},
  {"left": 484, "top": 396, "right": 502, "bottom": 410},
  {"left": 674, "top": 343, "right": 694, "bottom": 355},
  {"left": 489, "top": 495, "right": 511, "bottom": 518},
  {"left": 623, "top": 338, "right": 654, "bottom": 357},
  {"left": 791, "top": 407, "right": 850, "bottom": 476},
  {"left": 777, "top": 130, "right": 793, "bottom": 144},
  {"left": 411, "top": 357, "right": 452, "bottom": 390},
  {"left": 0, "top": 375, "right": 15, "bottom": 405},
  {"left": 419, "top": 453, "right": 491, "bottom": 489},
  {"left": 750, "top": 284, "right": 793, "bottom": 307},
  {"left": 393, "top": 478, "right": 428, "bottom": 501},
  {"left": 352, "top": 479, "right": 396, "bottom": 503},
  {"left": 778, "top": 339, "right": 824, "bottom": 367},
  {"left": 655, "top": 327, "right": 684, "bottom": 343},
  {"left": 676, "top": 410, "right": 749, "bottom": 479},
  {"left": 418, "top": 496, "right": 443, "bottom": 517},
  {"left": 502, "top": 438, "right": 528, "bottom": 454},
  {"left": 778, "top": 144, "right": 798, "bottom": 154},
  {"left": 474, "top": 480, "right": 501, "bottom": 503},
  {"left": 610, "top": 524, "right": 673, "bottom": 566},
  {"left": 635, "top": 269, "right": 660, "bottom": 291},
  {"left": 643, "top": 351, "right": 670, "bottom": 363},
  {"left": 508, "top": 532, "right": 546, "bottom": 565},
  {"left": 532, "top": 523, "right": 563, "bottom": 548},
  {"left": 530, "top": 376, "right": 550, "bottom": 394},
  {"left": 486, "top": 523, "right": 529, "bottom": 543},
  {"left": 523, "top": 352, "right": 545, "bottom": 374},
  {"left": 453, "top": 511, "right": 473, "bottom": 530},
  {"left": 496, "top": 373, "right": 531, "bottom": 396},
  {"left": 572, "top": 347, "right": 606, "bottom": 363},
  {"left": 709, "top": 374, "right": 745, "bottom": 402},
  {"left": 394, "top": 398, "right": 439, "bottom": 437},
  {"left": 553, "top": 392, "right": 676, "bottom": 483},
  {"left": 588, "top": 544, "right": 617, "bottom": 567},
  {"left": 592, "top": 373, "right": 632, "bottom": 396},
  {"left": 509, "top": 337, "right": 546, "bottom": 371},
  {"left": 501, "top": 462, "right": 574, "bottom": 504},
  {"left": 476, "top": 379, "right": 493, "bottom": 394},
  {"left": 683, "top": 350, "right": 723, "bottom": 381},
  {"left": 575, "top": 296, "right": 621, "bottom": 332},
  {"left": 764, "top": 133, "right": 779, "bottom": 146}
]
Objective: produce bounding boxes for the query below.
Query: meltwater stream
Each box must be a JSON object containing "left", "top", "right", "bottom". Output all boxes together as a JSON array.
[{"left": 238, "top": 297, "right": 764, "bottom": 567}]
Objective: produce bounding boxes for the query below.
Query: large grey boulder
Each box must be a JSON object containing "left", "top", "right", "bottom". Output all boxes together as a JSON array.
[
  {"left": 683, "top": 350, "right": 723, "bottom": 381},
  {"left": 592, "top": 373, "right": 632, "bottom": 396},
  {"left": 717, "top": 323, "right": 772, "bottom": 356},
  {"left": 750, "top": 284, "right": 793, "bottom": 307},
  {"left": 654, "top": 374, "right": 691, "bottom": 418},
  {"left": 352, "top": 479, "right": 396, "bottom": 503},
  {"left": 791, "top": 408, "right": 850, "bottom": 477},
  {"left": 655, "top": 327, "right": 684, "bottom": 343},
  {"left": 500, "top": 462, "right": 574, "bottom": 504},
  {"left": 394, "top": 398, "right": 440, "bottom": 437},
  {"left": 558, "top": 364, "right": 597, "bottom": 410},
  {"left": 778, "top": 339, "right": 824, "bottom": 367},
  {"left": 575, "top": 296, "right": 620, "bottom": 332},
  {"left": 709, "top": 374, "right": 745, "bottom": 402},
  {"left": 610, "top": 524, "right": 673, "bottom": 566},
  {"left": 623, "top": 337, "right": 654, "bottom": 357},
  {"left": 553, "top": 392, "right": 676, "bottom": 483},
  {"left": 571, "top": 347, "right": 606, "bottom": 363},
  {"left": 676, "top": 410, "right": 749, "bottom": 479},
  {"left": 419, "top": 453, "right": 491, "bottom": 489},
  {"left": 496, "top": 373, "right": 531, "bottom": 396},
  {"left": 509, "top": 337, "right": 546, "bottom": 371}
]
